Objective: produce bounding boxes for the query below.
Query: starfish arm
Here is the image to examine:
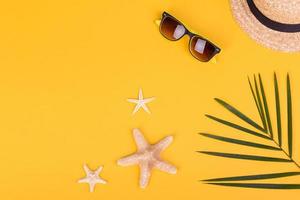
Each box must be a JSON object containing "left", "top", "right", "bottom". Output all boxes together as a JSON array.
[
  {"left": 132, "top": 104, "right": 142, "bottom": 115},
  {"left": 78, "top": 177, "right": 89, "bottom": 183},
  {"left": 141, "top": 103, "right": 151, "bottom": 114},
  {"left": 139, "top": 163, "right": 151, "bottom": 189},
  {"left": 127, "top": 99, "right": 139, "bottom": 103},
  {"left": 117, "top": 154, "right": 140, "bottom": 166},
  {"left": 138, "top": 88, "right": 144, "bottom": 100},
  {"left": 133, "top": 128, "right": 149, "bottom": 150},
  {"left": 154, "top": 160, "right": 177, "bottom": 174},
  {"left": 89, "top": 182, "right": 96, "bottom": 192},
  {"left": 95, "top": 166, "right": 103, "bottom": 175},
  {"left": 96, "top": 178, "right": 107, "bottom": 184},
  {"left": 153, "top": 136, "right": 173, "bottom": 153},
  {"left": 83, "top": 164, "right": 91, "bottom": 174},
  {"left": 143, "top": 97, "right": 155, "bottom": 103}
]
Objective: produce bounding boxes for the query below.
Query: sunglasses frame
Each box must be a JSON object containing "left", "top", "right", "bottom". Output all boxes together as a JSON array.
[{"left": 159, "top": 12, "right": 221, "bottom": 62}]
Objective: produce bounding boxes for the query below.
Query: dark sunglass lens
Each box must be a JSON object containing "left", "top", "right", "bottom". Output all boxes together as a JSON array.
[
  {"left": 189, "top": 36, "right": 216, "bottom": 62},
  {"left": 160, "top": 16, "right": 185, "bottom": 40}
]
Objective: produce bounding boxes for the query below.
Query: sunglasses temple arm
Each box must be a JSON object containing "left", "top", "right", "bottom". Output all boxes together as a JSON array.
[
  {"left": 154, "top": 19, "right": 161, "bottom": 26},
  {"left": 211, "top": 57, "right": 217, "bottom": 64}
]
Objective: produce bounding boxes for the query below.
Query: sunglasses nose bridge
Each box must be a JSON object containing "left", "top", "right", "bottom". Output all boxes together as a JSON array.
[{"left": 186, "top": 31, "right": 194, "bottom": 38}]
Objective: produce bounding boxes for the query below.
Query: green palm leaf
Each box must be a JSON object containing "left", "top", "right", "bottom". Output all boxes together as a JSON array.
[
  {"left": 254, "top": 75, "right": 268, "bottom": 132},
  {"left": 287, "top": 74, "right": 293, "bottom": 157},
  {"left": 205, "top": 115, "right": 270, "bottom": 140},
  {"left": 199, "top": 151, "right": 291, "bottom": 162},
  {"left": 203, "top": 172, "right": 300, "bottom": 182},
  {"left": 201, "top": 73, "right": 300, "bottom": 189},
  {"left": 200, "top": 133, "right": 279, "bottom": 151},
  {"left": 274, "top": 73, "right": 282, "bottom": 147},
  {"left": 258, "top": 74, "right": 273, "bottom": 138},
  {"left": 248, "top": 77, "right": 267, "bottom": 130},
  {"left": 205, "top": 183, "right": 300, "bottom": 189},
  {"left": 214, "top": 98, "right": 265, "bottom": 132}
]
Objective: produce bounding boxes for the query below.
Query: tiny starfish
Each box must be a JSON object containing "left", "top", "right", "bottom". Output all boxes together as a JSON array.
[
  {"left": 127, "top": 89, "right": 155, "bottom": 114},
  {"left": 117, "top": 128, "right": 177, "bottom": 189},
  {"left": 78, "top": 164, "right": 107, "bottom": 192}
]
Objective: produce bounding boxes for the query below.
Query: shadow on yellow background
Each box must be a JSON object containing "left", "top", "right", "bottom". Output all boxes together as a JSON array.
[{"left": 0, "top": 0, "right": 300, "bottom": 199}]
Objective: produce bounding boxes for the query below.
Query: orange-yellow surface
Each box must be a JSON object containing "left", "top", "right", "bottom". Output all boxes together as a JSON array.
[{"left": 0, "top": 0, "right": 300, "bottom": 199}]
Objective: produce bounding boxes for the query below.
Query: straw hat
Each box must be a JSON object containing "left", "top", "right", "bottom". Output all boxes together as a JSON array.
[{"left": 230, "top": 0, "right": 300, "bottom": 52}]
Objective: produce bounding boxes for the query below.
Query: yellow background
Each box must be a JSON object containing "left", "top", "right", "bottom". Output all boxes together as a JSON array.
[{"left": 0, "top": 0, "right": 300, "bottom": 199}]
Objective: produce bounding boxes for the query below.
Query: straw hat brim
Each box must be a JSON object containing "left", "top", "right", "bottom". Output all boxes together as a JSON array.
[{"left": 230, "top": 0, "right": 300, "bottom": 52}]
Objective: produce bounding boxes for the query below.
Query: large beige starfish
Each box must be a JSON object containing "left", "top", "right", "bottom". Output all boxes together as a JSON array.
[{"left": 117, "top": 128, "right": 177, "bottom": 189}]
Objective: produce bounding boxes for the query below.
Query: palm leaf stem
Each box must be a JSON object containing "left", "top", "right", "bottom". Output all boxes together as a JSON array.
[{"left": 271, "top": 139, "right": 300, "bottom": 169}]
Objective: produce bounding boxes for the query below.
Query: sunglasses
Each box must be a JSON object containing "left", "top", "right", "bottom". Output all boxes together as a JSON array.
[{"left": 158, "top": 12, "right": 221, "bottom": 62}]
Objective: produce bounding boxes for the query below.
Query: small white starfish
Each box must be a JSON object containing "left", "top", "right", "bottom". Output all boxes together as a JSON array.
[
  {"left": 78, "top": 164, "right": 107, "bottom": 192},
  {"left": 127, "top": 89, "right": 155, "bottom": 115},
  {"left": 117, "top": 128, "right": 177, "bottom": 189}
]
